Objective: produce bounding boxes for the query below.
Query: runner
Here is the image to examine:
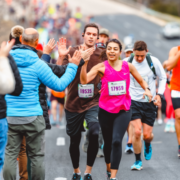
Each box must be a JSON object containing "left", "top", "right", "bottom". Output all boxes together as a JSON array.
[
  {"left": 163, "top": 45, "right": 180, "bottom": 158},
  {"left": 82, "top": 27, "right": 110, "bottom": 158},
  {"left": 61, "top": 23, "right": 106, "bottom": 180},
  {"left": 123, "top": 41, "right": 166, "bottom": 170},
  {"left": 80, "top": 39, "right": 152, "bottom": 180}
]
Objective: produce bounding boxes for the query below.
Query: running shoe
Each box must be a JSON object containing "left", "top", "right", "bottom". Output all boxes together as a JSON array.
[
  {"left": 84, "top": 174, "right": 92, "bottom": 180},
  {"left": 170, "top": 124, "right": 175, "bottom": 133},
  {"left": 164, "top": 122, "right": 171, "bottom": 132},
  {"left": 178, "top": 149, "right": 180, "bottom": 158},
  {"left": 131, "top": 160, "right": 143, "bottom": 170},
  {"left": 125, "top": 144, "right": 134, "bottom": 154},
  {"left": 72, "top": 173, "right": 82, "bottom": 180},
  {"left": 107, "top": 171, "right": 111, "bottom": 180},
  {"left": 144, "top": 142, "right": 152, "bottom": 160}
]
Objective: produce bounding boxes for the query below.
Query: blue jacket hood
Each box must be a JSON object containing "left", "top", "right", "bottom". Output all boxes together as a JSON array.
[{"left": 10, "top": 48, "right": 39, "bottom": 67}]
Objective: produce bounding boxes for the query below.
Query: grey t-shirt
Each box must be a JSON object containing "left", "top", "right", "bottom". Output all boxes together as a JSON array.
[{"left": 7, "top": 116, "right": 37, "bottom": 124}]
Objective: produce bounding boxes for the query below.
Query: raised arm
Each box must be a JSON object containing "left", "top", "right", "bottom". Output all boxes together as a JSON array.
[
  {"left": 163, "top": 47, "right": 180, "bottom": 71},
  {"left": 38, "top": 50, "right": 81, "bottom": 92},
  {"left": 0, "top": 40, "right": 15, "bottom": 94},
  {"left": 128, "top": 63, "right": 153, "bottom": 102},
  {"left": 80, "top": 62, "right": 104, "bottom": 84}
]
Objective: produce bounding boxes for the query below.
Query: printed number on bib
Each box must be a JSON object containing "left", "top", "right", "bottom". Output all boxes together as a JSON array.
[
  {"left": 108, "top": 81, "right": 126, "bottom": 96},
  {"left": 78, "top": 84, "right": 94, "bottom": 98},
  {"left": 134, "top": 76, "right": 149, "bottom": 88}
]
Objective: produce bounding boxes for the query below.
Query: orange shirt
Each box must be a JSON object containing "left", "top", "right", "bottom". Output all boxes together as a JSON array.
[{"left": 170, "top": 46, "right": 180, "bottom": 91}]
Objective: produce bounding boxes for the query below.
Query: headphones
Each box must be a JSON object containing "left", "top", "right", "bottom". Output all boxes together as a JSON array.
[{"left": 82, "top": 34, "right": 99, "bottom": 39}]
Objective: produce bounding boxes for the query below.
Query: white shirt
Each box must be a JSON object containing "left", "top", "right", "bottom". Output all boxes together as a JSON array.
[
  {"left": 0, "top": 56, "right": 15, "bottom": 95},
  {"left": 124, "top": 56, "right": 167, "bottom": 102}
]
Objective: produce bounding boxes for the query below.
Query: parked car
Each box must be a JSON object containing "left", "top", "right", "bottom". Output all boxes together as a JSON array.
[{"left": 161, "top": 22, "right": 180, "bottom": 38}]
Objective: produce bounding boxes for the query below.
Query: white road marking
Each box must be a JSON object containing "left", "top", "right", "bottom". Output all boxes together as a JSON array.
[
  {"left": 55, "top": 178, "right": 67, "bottom": 180},
  {"left": 56, "top": 137, "right": 65, "bottom": 146}
]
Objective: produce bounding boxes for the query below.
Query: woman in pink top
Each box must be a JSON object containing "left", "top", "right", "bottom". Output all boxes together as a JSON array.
[{"left": 80, "top": 39, "right": 152, "bottom": 180}]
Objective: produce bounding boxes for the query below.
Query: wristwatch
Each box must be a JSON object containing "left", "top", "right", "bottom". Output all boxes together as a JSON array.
[{"left": 146, "top": 87, "right": 151, "bottom": 91}]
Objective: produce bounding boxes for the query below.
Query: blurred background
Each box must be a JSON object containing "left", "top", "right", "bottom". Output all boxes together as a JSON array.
[{"left": 0, "top": 0, "right": 180, "bottom": 62}]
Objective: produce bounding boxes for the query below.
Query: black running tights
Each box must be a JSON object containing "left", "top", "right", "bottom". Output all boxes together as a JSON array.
[
  {"left": 98, "top": 108, "right": 132, "bottom": 169},
  {"left": 69, "top": 122, "right": 99, "bottom": 169}
]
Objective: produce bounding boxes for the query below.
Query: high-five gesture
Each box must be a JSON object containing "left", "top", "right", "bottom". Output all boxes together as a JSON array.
[
  {"left": 0, "top": 39, "right": 15, "bottom": 57},
  {"left": 57, "top": 37, "right": 71, "bottom": 56},
  {"left": 43, "top": 38, "right": 56, "bottom": 55},
  {"left": 68, "top": 50, "right": 82, "bottom": 66},
  {"left": 79, "top": 46, "right": 94, "bottom": 61}
]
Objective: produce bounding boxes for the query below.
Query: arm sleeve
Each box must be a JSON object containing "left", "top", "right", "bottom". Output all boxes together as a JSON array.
[
  {"left": 41, "top": 54, "right": 51, "bottom": 63},
  {"left": 8, "top": 54, "right": 23, "bottom": 96},
  {"left": 0, "top": 56, "right": 15, "bottom": 94},
  {"left": 48, "top": 63, "right": 68, "bottom": 78},
  {"left": 153, "top": 58, "right": 167, "bottom": 95},
  {"left": 37, "top": 61, "right": 78, "bottom": 92}
]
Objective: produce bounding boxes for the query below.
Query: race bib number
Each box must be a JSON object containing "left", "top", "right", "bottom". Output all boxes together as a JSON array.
[
  {"left": 78, "top": 84, "right": 94, "bottom": 98},
  {"left": 108, "top": 81, "right": 126, "bottom": 96},
  {"left": 134, "top": 76, "right": 149, "bottom": 88}
]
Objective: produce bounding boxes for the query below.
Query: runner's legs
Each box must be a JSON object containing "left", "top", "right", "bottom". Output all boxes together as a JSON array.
[
  {"left": 174, "top": 108, "right": 180, "bottom": 145},
  {"left": 51, "top": 100, "right": 58, "bottom": 121},
  {"left": 99, "top": 108, "right": 131, "bottom": 179},
  {"left": 143, "top": 123, "right": 153, "bottom": 143},
  {"left": 131, "top": 119, "right": 142, "bottom": 154}
]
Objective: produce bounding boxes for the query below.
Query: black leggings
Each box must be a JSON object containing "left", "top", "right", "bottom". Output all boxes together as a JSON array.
[
  {"left": 98, "top": 108, "right": 132, "bottom": 169},
  {"left": 69, "top": 122, "right": 99, "bottom": 169}
]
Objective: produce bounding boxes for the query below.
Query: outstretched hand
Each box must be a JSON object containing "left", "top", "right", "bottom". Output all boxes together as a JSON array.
[
  {"left": 79, "top": 46, "right": 94, "bottom": 61},
  {"left": 57, "top": 37, "right": 71, "bottom": 56},
  {"left": 0, "top": 39, "right": 15, "bottom": 57},
  {"left": 43, "top": 38, "right": 56, "bottom": 55},
  {"left": 68, "top": 50, "right": 82, "bottom": 66}
]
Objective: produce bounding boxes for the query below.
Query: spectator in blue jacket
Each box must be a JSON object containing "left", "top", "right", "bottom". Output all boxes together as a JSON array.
[{"left": 3, "top": 28, "right": 82, "bottom": 180}]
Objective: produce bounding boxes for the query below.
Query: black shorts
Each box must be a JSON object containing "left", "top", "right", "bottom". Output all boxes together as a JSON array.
[
  {"left": 50, "top": 94, "right": 65, "bottom": 105},
  {"left": 171, "top": 97, "right": 180, "bottom": 110},
  {"left": 65, "top": 106, "right": 99, "bottom": 137},
  {"left": 131, "top": 100, "right": 157, "bottom": 127}
]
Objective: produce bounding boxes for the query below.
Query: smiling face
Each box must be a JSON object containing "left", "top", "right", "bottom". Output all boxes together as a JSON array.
[
  {"left": 83, "top": 27, "right": 98, "bottom": 48},
  {"left": 106, "top": 42, "right": 121, "bottom": 61}
]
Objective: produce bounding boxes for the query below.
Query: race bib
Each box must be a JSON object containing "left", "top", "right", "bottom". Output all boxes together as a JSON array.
[
  {"left": 134, "top": 76, "right": 149, "bottom": 88},
  {"left": 78, "top": 84, "right": 94, "bottom": 98},
  {"left": 108, "top": 81, "right": 126, "bottom": 96}
]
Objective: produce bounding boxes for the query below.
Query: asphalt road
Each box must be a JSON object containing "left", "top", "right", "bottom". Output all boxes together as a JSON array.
[
  {"left": 1, "top": 118, "right": 179, "bottom": 180},
  {"left": 43, "top": 119, "right": 180, "bottom": 180}
]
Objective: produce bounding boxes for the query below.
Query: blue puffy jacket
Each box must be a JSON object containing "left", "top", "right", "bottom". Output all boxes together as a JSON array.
[{"left": 6, "top": 48, "right": 78, "bottom": 117}]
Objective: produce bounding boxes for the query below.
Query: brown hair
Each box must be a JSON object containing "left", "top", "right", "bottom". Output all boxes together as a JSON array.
[
  {"left": 106, "top": 39, "right": 122, "bottom": 51},
  {"left": 134, "top": 41, "right": 147, "bottom": 51},
  {"left": 83, "top": 23, "right": 99, "bottom": 35}
]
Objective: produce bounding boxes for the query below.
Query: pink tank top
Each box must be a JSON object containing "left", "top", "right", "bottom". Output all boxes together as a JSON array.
[{"left": 99, "top": 60, "right": 131, "bottom": 113}]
